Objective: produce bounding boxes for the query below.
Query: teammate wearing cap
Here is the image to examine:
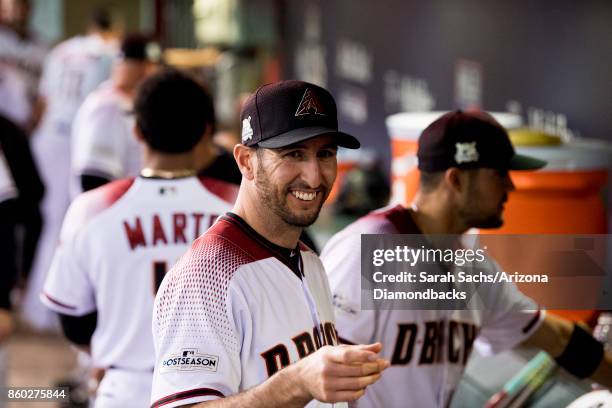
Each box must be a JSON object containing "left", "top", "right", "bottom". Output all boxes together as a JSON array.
[
  {"left": 41, "top": 68, "right": 237, "bottom": 408},
  {"left": 150, "top": 80, "right": 388, "bottom": 408},
  {"left": 71, "top": 33, "right": 161, "bottom": 198},
  {"left": 321, "top": 111, "right": 612, "bottom": 407}
]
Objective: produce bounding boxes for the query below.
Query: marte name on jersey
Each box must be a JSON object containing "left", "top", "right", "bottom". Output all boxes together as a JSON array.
[
  {"left": 261, "top": 321, "right": 339, "bottom": 377},
  {"left": 123, "top": 212, "right": 220, "bottom": 250}
]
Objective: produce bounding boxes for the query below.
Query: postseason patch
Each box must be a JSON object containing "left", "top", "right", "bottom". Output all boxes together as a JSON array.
[{"left": 161, "top": 349, "right": 219, "bottom": 373}]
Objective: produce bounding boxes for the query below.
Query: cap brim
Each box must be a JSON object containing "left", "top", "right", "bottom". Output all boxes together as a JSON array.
[
  {"left": 508, "top": 153, "right": 547, "bottom": 170},
  {"left": 256, "top": 126, "right": 360, "bottom": 149}
]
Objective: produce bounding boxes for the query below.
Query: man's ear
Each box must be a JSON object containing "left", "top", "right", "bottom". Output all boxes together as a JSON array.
[
  {"left": 234, "top": 144, "right": 256, "bottom": 180},
  {"left": 443, "top": 167, "right": 465, "bottom": 194},
  {"left": 133, "top": 123, "right": 145, "bottom": 143}
]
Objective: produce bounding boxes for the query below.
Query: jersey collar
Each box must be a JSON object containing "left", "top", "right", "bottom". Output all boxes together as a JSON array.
[{"left": 223, "top": 212, "right": 303, "bottom": 279}]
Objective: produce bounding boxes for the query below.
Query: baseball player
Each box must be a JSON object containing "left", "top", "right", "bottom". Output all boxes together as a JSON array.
[
  {"left": 321, "top": 111, "right": 612, "bottom": 407},
  {"left": 0, "top": 63, "right": 31, "bottom": 128},
  {"left": 23, "top": 9, "right": 117, "bottom": 330},
  {"left": 150, "top": 80, "right": 389, "bottom": 408},
  {"left": 41, "top": 68, "right": 237, "bottom": 408},
  {"left": 0, "top": 0, "right": 48, "bottom": 128},
  {"left": 70, "top": 34, "right": 161, "bottom": 198}
]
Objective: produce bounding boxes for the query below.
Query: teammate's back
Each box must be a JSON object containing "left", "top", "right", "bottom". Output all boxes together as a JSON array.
[
  {"left": 43, "top": 175, "right": 235, "bottom": 370},
  {"left": 41, "top": 67, "right": 230, "bottom": 408}
]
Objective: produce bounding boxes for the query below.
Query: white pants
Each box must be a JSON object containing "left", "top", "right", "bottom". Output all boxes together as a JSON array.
[
  {"left": 20, "top": 129, "right": 70, "bottom": 331},
  {"left": 95, "top": 368, "right": 152, "bottom": 408}
]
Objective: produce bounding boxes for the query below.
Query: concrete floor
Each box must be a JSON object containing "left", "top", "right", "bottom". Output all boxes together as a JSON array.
[{"left": 4, "top": 329, "right": 77, "bottom": 408}]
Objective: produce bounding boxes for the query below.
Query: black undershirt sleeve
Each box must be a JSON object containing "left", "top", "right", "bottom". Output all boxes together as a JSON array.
[
  {"left": 0, "top": 199, "right": 17, "bottom": 310},
  {"left": 58, "top": 311, "right": 98, "bottom": 346},
  {"left": 81, "top": 174, "right": 111, "bottom": 192}
]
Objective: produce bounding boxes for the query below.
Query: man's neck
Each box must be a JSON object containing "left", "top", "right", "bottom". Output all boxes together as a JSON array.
[
  {"left": 141, "top": 148, "right": 196, "bottom": 173},
  {"left": 410, "top": 194, "right": 468, "bottom": 235},
  {"left": 194, "top": 139, "right": 219, "bottom": 172},
  {"left": 114, "top": 82, "right": 136, "bottom": 99},
  {"left": 232, "top": 190, "right": 301, "bottom": 249}
]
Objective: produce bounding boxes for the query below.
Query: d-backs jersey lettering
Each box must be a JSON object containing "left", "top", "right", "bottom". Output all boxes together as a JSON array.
[
  {"left": 41, "top": 176, "right": 236, "bottom": 372},
  {"left": 151, "top": 213, "right": 344, "bottom": 408},
  {"left": 321, "top": 205, "right": 544, "bottom": 408}
]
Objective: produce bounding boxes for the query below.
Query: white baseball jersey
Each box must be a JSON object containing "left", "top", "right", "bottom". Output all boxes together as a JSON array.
[
  {"left": 41, "top": 176, "right": 237, "bottom": 406},
  {"left": 0, "top": 26, "right": 47, "bottom": 106},
  {"left": 0, "top": 148, "right": 16, "bottom": 203},
  {"left": 151, "top": 213, "right": 345, "bottom": 408},
  {"left": 70, "top": 81, "right": 141, "bottom": 198},
  {"left": 36, "top": 34, "right": 116, "bottom": 136},
  {"left": 24, "top": 34, "right": 116, "bottom": 331},
  {"left": 321, "top": 205, "right": 545, "bottom": 408},
  {"left": 0, "top": 64, "right": 31, "bottom": 127}
]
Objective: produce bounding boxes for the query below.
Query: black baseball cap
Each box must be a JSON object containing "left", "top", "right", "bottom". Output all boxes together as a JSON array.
[
  {"left": 417, "top": 110, "right": 547, "bottom": 172},
  {"left": 239, "top": 80, "right": 360, "bottom": 149},
  {"left": 119, "top": 34, "right": 162, "bottom": 63}
]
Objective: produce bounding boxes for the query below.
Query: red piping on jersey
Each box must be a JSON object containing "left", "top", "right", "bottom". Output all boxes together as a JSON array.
[
  {"left": 42, "top": 292, "right": 77, "bottom": 310},
  {"left": 68, "top": 177, "right": 135, "bottom": 230},
  {"left": 198, "top": 176, "right": 239, "bottom": 204},
  {"left": 101, "top": 177, "right": 135, "bottom": 206},
  {"left": 205, "top": 216, "right": 278, "bottom": 263},
  {"left": 521, "top": 307, "right": 542, "bottom": 334},
  {"left": 150, "top": 388, "right": 224, "bottom": 408}
]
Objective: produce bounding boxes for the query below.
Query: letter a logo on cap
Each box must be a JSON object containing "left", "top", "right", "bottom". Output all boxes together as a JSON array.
[{"left": 295, "top": 88, "right": 326, "bottom": 117}]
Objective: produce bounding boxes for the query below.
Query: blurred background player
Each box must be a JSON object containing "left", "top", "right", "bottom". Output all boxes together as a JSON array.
[
  {"left": 0, "top": 62, "right": 32, "bottom": 129},
  {"left": 70, "top": 33, "right": 161, "bottom": 198},
  {"left": 41, "top": 68, "right": 238, "bottom": 408},
  {"left": 0, "top": 0, "right": 47, "bottom": 130},
  {"left": 22, "top": 7, "right": 118, "bottom": 331}
]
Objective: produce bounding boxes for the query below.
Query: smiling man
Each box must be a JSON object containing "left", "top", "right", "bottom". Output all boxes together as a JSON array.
[{"left": 150, "top": 80, "right": 389, "bottom": 408}]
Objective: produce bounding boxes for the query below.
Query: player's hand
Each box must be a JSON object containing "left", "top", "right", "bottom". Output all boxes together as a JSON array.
[
  {"left": 0, "top": 309, "right": 14, "bottom": 344},
  {"left": 294, "top": 342, "right": 389, "bottom": 403}
]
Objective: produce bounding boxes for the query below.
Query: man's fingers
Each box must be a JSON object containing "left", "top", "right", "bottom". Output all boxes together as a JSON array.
[
  {"left": 354, "top": 342, "right": 382, "bottom": 354},
  {"left": 328, "top": 372, "right": 382, "bottom": 391},
  {"left": 329, "top": 343, "right": 382, "bottom": 364},
  {"left": 327, "top": 359, "right": 390, "bottom": 377}
]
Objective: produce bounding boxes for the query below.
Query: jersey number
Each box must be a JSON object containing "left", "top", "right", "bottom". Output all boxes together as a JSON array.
[{"left": 152, "top": 261, "right": 168, "bottom": 294}]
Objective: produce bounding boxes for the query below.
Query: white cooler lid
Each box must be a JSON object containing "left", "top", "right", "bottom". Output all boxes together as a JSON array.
[
  {"left": 386, "top": 111, "right": 523, "bottom": 140},
  {"left": 516, "top": 139, "right": 612, "bottom": 171}
]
